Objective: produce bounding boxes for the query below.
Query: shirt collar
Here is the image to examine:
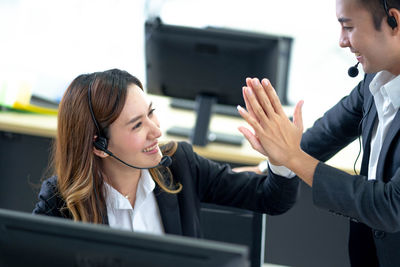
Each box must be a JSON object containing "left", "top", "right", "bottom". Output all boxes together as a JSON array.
[
  {"left": 104, "top": 170, "right": 155, "bottom": 210},
  {"left": 370, "top": 71, "right": 400, "bottom": 109}
]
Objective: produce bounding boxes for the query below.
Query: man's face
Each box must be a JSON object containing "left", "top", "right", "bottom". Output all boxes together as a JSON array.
[{"left": 336, "top": 0, "right": 399, "bottom": 74}]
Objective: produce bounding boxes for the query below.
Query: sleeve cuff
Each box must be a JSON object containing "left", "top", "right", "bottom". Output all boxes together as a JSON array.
[{"left": 268, "top": 162, "right": 296, "bottom": 178}]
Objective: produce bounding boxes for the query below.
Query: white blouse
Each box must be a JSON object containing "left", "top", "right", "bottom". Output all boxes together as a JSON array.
[{"left": 104, "top": 169, "right": 164, "bottom": 235}]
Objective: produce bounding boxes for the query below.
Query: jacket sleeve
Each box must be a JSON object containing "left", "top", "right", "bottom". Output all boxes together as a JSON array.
[
  {"left": 300, "top": 74, "right": 400, "bottom": 232},
  {"left": 32, "top": 176, "right": 65, "bottom": 218},
  {"left": 300, "top": 75, "right": 370, "bottom": 162},
  {"left": 177, "top": 142, "right": 300, "bottom": 215},
  {"left": 313, "top": 162, "right": 400, "bottom": 233}
]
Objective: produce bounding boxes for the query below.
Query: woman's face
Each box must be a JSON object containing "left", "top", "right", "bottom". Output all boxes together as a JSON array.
[{"left": 106, "top": 84, "right": 162, "bottom": 169}]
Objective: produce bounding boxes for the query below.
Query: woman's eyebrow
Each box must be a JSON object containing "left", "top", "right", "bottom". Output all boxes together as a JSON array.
[{"left": 125, "top": 102, "right": 153, "bottom": 125}]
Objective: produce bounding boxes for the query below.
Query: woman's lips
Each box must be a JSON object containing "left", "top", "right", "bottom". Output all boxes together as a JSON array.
[{"left": 143, "top": 142, "right": 159, "bottom": 153}]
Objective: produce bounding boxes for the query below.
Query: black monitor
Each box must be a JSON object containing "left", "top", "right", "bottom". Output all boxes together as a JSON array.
[
  {"left": 0, "top": 209, "right": 249, "bottom": 267},
  {"left": 145, "top": 18, "right": 292, "bottom": 146},
  {"left": 200, "top": 203, "right": 266, "bottom": 267}
]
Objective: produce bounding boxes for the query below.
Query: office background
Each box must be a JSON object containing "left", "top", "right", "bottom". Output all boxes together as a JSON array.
[
  {"left": 1, "top": 0, "right": 362, "bottom": 122},
  {"left": 1, "top": 1, "right": 363, "bottom": 266}
]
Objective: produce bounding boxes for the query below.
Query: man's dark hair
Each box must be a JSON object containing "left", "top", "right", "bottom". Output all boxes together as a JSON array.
[{"left": 359, "top": 0, "right": 400, "bottom": 30}]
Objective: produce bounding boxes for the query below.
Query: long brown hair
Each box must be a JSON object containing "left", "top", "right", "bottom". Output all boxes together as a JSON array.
[{"left": 55, "top": 69, "right": 181, "bottom": 223}]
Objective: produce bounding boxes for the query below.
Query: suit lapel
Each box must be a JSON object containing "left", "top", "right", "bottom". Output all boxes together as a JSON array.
[
  {"left": 361, "top": 99, "right": 377, "bottom": 174},
  {"left": 154, "top": 185, "right": 182, "bottom": 235},
  {"left": 376, "top": 110, "right": 400, "bottom": 181}
]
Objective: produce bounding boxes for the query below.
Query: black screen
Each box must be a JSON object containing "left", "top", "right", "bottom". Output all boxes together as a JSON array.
[
  {"left": 0, "top": 209, "right": 249, "bottom": 267},
  {"left": 145, "top": 18, "right": 292, "bottom": 146},
  {"left": 145, "top": 18, "right": 292, "bottom": 106}
]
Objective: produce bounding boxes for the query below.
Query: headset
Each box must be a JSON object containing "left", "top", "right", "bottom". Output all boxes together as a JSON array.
[
  {"left": 383, "top": 0, "right": 398, "bottom": 29},
  {"left": 87, "top": 76, "right": 111, "bottom": 154},
  {"left": 87, "top": 75, "right": 172, "bottom": 170}
]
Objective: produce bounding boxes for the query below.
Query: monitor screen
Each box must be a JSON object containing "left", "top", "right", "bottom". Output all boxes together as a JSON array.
[
  {"left": 200, "top": 203, "right": 266, "bottom": 267},
  {"left": 0, "top": 209, "right": 249, "bottom": 267},
  {"left": 145, "top": 18, "right": 292, "bottom": 146}
]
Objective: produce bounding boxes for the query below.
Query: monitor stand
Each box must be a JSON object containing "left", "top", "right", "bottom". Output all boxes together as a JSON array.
[{"left": 167, "top": 94, "right": 244, "bottom": 147}]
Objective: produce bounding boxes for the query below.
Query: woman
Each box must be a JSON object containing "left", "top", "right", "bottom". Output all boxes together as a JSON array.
[{"left": 33, "top": 69, "right": 299, "bottom": 237}]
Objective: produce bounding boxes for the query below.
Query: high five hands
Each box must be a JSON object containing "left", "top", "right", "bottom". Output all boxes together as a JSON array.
[{"left": 237, "top": 78, "right": 317, "bottom": 186}]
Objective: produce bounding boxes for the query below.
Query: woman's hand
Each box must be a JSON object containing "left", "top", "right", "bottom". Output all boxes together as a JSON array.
[{"left": 237, "top": 78, "right": 304, "bottom": 167}]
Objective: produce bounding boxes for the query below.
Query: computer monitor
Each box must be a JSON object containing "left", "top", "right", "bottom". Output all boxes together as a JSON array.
[
  {"left": 200, "top": 203, "right": 266, "bottom": 267},
  {"left": 145, "top": 18, "right": 292, "bottom": 146},
  {"left": 0, "top": 209, "right": 249, "bottom": 267}
]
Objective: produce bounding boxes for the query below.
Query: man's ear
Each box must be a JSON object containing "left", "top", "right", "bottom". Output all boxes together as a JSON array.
[{"left": 389, "top": 8, "right": 400, "bottom": 32}]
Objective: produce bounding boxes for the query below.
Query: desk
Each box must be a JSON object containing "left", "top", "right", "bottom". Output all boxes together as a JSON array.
[{"left": 0, "top": 94, "right": 354, "bottom": 267}]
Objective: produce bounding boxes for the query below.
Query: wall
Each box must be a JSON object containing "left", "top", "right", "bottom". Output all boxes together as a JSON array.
[{"left": 1, "top": 0, "right": 363, "bottom": 122}]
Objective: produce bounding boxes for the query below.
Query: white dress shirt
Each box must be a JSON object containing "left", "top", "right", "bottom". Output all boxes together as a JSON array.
[
  {"left": 104, "top": 169, "right": 165, "bottom": 234},
  {"left": 368, "top": 71, "right": 400, "bottom": 180},
  {"left": 267, "top": 161, "right": 295, "bottom": 178}
]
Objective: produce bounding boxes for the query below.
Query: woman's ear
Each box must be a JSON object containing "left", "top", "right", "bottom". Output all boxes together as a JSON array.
[
  {"left": 92, "top": 135, "right": 109, "bottom": 158},
  {"left": 93, "top": 147, "right": 109, "bottom": 158}
]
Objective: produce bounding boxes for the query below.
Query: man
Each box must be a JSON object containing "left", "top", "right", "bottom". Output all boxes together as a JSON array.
[{"left": 237, "top": 0, "right": 400, "bottom": 266}]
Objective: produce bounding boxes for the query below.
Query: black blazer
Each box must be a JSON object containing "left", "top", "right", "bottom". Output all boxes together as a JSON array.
[
  {"left": 33, "top": 141, "right": 299, "bottom": 238},
  {"left": 297, "top": 73, "right": 400, "bottom": 267}
]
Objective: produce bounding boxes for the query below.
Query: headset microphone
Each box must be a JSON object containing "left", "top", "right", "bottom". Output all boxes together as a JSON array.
[
  {"left": 93, "top": 137, "right": 172, "bottom": 169},
  {"left": 348, "top": 62, "right": 360, "bottom": 78},
  {"left": 104, "top": 150, "right": 172, "bottom": 169}
]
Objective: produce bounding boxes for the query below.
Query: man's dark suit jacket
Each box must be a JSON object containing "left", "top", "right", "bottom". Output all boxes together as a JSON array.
[
  {"left": 296, "top": 73, "right": 400, "bottom": 267},
  {"left": 33, "top": 141, "right": 299, "bottom": 238}
]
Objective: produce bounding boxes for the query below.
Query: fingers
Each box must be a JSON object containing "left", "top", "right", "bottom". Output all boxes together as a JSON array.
[
  {"left": 237, "top": 126, "right": 266, "bottom": 155},
  {"left": 242, "top": 86, "right": 256, "bottom": 119},
  {"left": 237, "top": 104, "right": 264, "bottom": 133},
  {"left": 246, "top": 77, "right": 291, "bottom": 123},
  {"left": 249, "top": 78, "right": 276, "bottom": 118},
  {"left": 293, "top": 100, "right": 304, "bottom": 132},
  {"left": 246, "top": 77, "right": 253, "bottom": 89},
  {"left": 261, "top": 79, "right": 286, "bottom": 116},
  {"left": 243, "top": 87, "right": 273, "bottom": 129}
]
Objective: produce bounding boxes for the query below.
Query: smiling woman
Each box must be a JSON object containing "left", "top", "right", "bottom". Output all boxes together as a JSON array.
[{"left": 32, "top": 68, "right": 300, "bottom": 239}]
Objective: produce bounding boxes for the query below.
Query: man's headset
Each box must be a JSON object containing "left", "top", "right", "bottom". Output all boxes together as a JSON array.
[
  {"left": 383, "top": 0, "right": 398, "bottom": 29},
  {"left": 87, "top": 76, "right": 171, "bottom": 169}
]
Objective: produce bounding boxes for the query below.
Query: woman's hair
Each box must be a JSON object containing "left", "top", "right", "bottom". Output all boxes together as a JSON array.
[{"left": 54, "top": 69, "right": 181, "bottom": 223}]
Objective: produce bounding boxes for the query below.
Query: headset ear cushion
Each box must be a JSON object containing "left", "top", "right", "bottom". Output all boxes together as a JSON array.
[
  {"left": 388, "top": 16, "right": 398, "bottom": 29},
  {"left": 94, "top": 136, "right": 108, "bottom": 151}
]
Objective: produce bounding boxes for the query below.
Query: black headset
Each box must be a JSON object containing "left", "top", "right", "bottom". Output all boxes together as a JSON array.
[
  {"left": 382, "top": 0, "right": 398, "bottom": 29},
  {"left": 87, "top": 76, "right": 112, "bottom": 154}
]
